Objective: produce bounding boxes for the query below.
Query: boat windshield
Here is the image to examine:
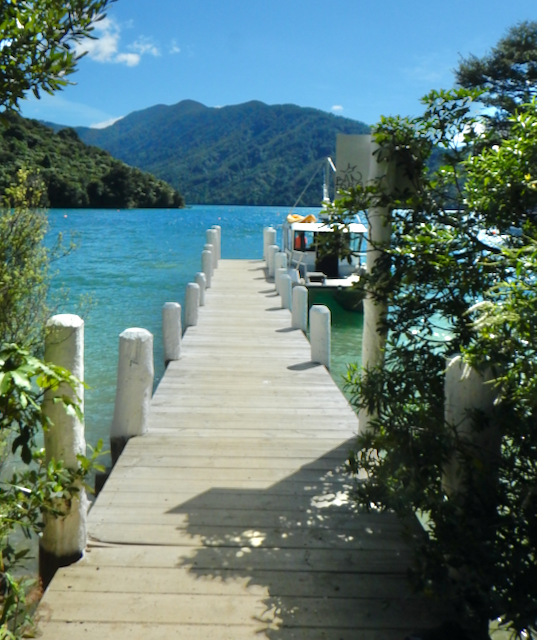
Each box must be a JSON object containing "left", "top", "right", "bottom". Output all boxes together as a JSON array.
[{"left": 293, "top": 230, "right": 315, "bottom": 251}]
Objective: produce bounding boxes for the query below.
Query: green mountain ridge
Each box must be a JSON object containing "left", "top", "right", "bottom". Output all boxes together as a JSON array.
[
  {"left": 0, "top": 113, "right": 184, "bottom": 209},
  {"left": 69, "top": 100, "right": 370, "bottom": 206}
]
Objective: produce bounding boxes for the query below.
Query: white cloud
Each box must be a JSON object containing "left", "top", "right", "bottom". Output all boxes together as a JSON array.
[
  {"left": 75, "top": 18, "right": 160, "bottom": 67},
  {"left": 169, "top": 40, "right": 181, "bottom": 55},
  {"left": 332, "top": 105, "right": 344, "bottom": 112},
  {"left": 131, "top": 37, "right": 160, "bottom": 57},
  {"left": 115, "top": 52, "right": 140, "bottom": 67},
  {"left": 75, "top": 17, "right": 124, "bottom": 63},
  {"left": 91, "top": 115, "right": 124, "bottom": 129}
]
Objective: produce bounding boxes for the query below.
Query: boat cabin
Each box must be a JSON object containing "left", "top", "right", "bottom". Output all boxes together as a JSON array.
[{"left": 282, "top": 219, "right": 367, "bottom": 286}]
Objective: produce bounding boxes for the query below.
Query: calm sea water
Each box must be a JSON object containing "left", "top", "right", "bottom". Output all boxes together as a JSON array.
[{"left": 47, "top": 205, "right": 363, "bottom": 464}]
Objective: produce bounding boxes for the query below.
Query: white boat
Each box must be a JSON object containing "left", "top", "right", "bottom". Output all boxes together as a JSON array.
[
  {"left": 282, "top": 153, "right": 367, "bottom": 290},
  {"left": 282, "top": 215, "right": 367, "bottom": 289}
]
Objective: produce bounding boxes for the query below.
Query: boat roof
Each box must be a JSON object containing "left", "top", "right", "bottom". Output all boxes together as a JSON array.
[{"left": 289, "top": 222, "right": 367, "bottom": 233}]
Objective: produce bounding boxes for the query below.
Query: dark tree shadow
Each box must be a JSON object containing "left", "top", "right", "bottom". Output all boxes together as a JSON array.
[{"left": 165, "top": 441, "right": 452, "bottom": 639}]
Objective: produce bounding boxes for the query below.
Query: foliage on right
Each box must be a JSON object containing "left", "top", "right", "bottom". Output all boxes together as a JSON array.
[
  {"left": 341, "top": 91, "right": 537, "bottom": 638},
  {"left": 456, "top": 20, "right": 537, "bottom": 120}
]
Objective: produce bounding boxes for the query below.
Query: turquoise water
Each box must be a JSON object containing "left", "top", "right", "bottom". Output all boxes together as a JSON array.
[{"left": 48, "top": 205, "right": 363, "bottom": 465}]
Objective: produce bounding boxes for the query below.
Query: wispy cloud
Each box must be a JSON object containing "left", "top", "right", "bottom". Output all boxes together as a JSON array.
[
  {"left": 76, "top": 18, "right": 162, "bottom": 67},
  {"left": 169, "top": 39, "right": 181, "bottom": 55},
  {"left": 130, "top": 37, "right": 161, "bottom": 58},
  {"left": 91, "top": 115, "right": 124, "bottom": 129},
  {"left": 20, "top": 92, "right": 121, "bottom": 128},
  {"left": 331, "top": 105, "right": 344, "bottom": 112}
]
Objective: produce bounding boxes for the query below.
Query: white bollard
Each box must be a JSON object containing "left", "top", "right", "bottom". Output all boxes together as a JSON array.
[
  {"left": 162, "top": 302, "right": 182, "bottom": 365},
  {"left": 202, "top": 250, "right": 212, "bottom": 288},
  {"left": 207, "top": 229, "right": 218, "bottom": 269},
  {"left": 264, "top": 227, "right": 276, "bottom": 260},
  {"left": 275, "top": 267, "right": 287, "bottom": 296},
  {"left": 281, "top": 273, "right": 292, "bottom": 309},
  {"left": 195, "top": 272, "right": 207, "bottom": 306},
  {"left": 110, "top": 328, "right": 154, "bottom": 463},
  {"left": 267, "top": 244, "right": 279, "bottom": 278},
  {"left": 185, "top": 282, "right": 200, "bottom": 329},
  {"left": 204, "top": 244, "right": 215, "bottom": 277},
  {"left": 212, "top": 225, "right": 222, "bottom": 260},
  {"left": 274, "top": 251, "right": 287, "bottom": 272},
  {"left": 263, "top": 227, "right": 269, "bottom": 259},
  {"left": 310, "top": 305, "right": 331, "bottom": 369},
  {"left": 292, "top": 285, "right": 308, "bottom": 331},
  {"left": 442, "top": 356, "right": 498, "bottom": 496},
  {"left": 41, "top": 314, "right": 87, "bottom": 585}
]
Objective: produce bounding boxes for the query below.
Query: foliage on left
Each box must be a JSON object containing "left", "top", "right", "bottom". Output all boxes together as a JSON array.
[
  {"left": 0, "top": 2, "right": 114, "bottom": 636},
  {"left": 0, "top": 168, "right": 51, "bottom": 350},
  {"left": 0, "top": 343, "right": 103, "bottom": 639},
  {"left": 0, "top": 0, "right": 116, "bottom": 112},
  {"left": 0, "top": 170, "right": 103, "bottom": 638}
]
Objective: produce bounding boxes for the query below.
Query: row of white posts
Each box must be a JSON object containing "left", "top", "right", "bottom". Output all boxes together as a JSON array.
[
  {"left": 263, "top": 226, "right": 331, "bottom": 369},
  {"left": 39, "top": 225, "right": 221, "bottom": 586}
]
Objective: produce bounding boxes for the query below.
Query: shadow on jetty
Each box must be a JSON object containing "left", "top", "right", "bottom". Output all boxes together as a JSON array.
[{"left": 166, "top": 440, "right": 453, "bottom": 640}]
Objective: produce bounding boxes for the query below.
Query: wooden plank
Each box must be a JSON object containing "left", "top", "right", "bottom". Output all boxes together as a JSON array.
[
  {"left": 34, "top": 621, "right": 416, "bottom": 640},
  {"left": 114, "top": 458, "right": 349, "bottom": 471},
  {"left": 87, "top": 523, "right": 414, "bottom": 550},
  {"left": 97, "top": 466, "right": 351, "bottom": 483},
  {"left": 39, "top": 590, "right": 449, "bottom": 629},
  {"left": 96, "top": 478, "right": 354, "bottom": 495},
  {"left": 87, "top": 507, "right": 408, "bottom": 537},
  {"left": 71, "top": 543, "right": 409, "bottom": 572},
  {"left": 90, "top": 490, "right": 364, "bottom": 511},
  {"left": 47, "top": 565, "right": 414, "bottom": 598}
]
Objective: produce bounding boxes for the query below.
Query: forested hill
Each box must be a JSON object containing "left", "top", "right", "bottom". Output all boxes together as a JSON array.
[
  {"left": 0, "top": 113, "right": 184, "bottom": 208},
  {"left": 72, "top": 100, "right": 370, "bottom": 206}
]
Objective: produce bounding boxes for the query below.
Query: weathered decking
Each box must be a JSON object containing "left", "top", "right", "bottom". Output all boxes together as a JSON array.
[{"left": 36, "top": 259, "right": 447, "bottom": 639}]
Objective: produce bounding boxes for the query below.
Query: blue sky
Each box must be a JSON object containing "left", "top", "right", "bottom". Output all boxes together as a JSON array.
[{"left": 19, "top": 0, "right": 537, "bottom": 129}]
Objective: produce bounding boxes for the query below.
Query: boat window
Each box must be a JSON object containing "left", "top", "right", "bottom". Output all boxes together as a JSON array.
[{"left": 293, "top": 231, "right": 315, "bottom": 251}]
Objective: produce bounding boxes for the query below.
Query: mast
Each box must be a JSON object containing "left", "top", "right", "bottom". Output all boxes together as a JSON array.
[{"left": 322, "top": 156, "right": 337, "bottom": 207}]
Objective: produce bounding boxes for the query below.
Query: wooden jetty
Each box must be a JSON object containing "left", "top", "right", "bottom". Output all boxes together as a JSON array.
[{"left": 36, "top": 258, "right": 449, "bottom": 639}]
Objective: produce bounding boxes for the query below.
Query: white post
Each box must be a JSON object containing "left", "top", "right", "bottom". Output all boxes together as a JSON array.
[
  {"left": 281, "top": 273, "right": 292, "bottom": 309},
  {"left": 195, "top": 272, "right": 207, "bottom": 306},
  {"left": 110, "top": 328, "right": 154, "bottom": 463},
  {"left": 263, "top": 227, "right": 269, "bottom": 260},
  {"left": 310, "top": 305, "right": 331, "bottom": 369},
  {"left": 207, "top": 229, "right": 218, "bottom": 269},
  {"left": 40, "top": 314, "right": 87, "bottom": 585},
  {"left": 162, "top": 302, "right": 181, "bottom": 366},
  {"left": 275, "top": 267, "right": 287, "bottom": 296},
  {"left": 274, "top": 252, "right": 287, "bottom": 293},
  {"left": 212, "top": 225, "right": 222, "bottom": 260},
  {"left": 184, "top": 282, "right": 200, "bottom": 329},
  {"left": 204, "top": 244, "right": 215, "bottom": 277},
  {"left": 264, "top": 227, "right": 276, "bottom": 260},
  {"left": 267, "top": 244, "right": 279, "bottom": 278},
  {"left": 202, "top": 250, "right": 212, "bottom": 288},
  {"left": 443, "top": 356, "right": 498, "bottom": 496},
  {"left": 359, "top": 141, "right": 396, "bottom": 434},
  {"left": 274, "top": 251, "right": 287, "bottom": 271},
  {"left": 292, "top": 285, "right": 308, "bottom": 331}
]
